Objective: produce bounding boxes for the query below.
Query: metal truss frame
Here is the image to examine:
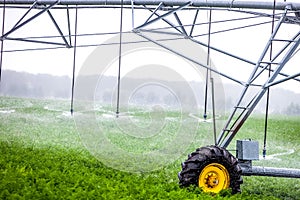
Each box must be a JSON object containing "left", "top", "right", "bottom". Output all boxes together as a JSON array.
[
  {"left": 218, "top": 8, "right": 300, "bottom": 148},
  {"left": 1, "top": 0, "right": 300, "bottom": 178}
]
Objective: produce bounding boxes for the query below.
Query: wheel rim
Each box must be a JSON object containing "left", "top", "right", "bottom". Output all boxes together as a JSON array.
[{"left": 198, "top": 163, "right": 230, "bottom": 193}]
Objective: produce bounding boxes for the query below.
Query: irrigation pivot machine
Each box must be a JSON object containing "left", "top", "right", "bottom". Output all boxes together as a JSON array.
[{"left": 1, "top": 0, "right": 300, "bottom": 194}]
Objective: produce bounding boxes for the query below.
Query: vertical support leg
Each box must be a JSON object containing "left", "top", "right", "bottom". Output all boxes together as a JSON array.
[
  {"left": 131, "top": 0, "right": 135, "bottom": 29},
  {"left": 67, "top": 5, "right": 72, "bottom": 47},
  {"left": 211, "top": 77, "right": 217, "bottom": 145},
  {"left": 47, "top": 10, "right": 71, "bottom": 48},
  {"left": 71, "top": 6, "right": 78, "bottom": 115},
  {"left": 173, "top": 12, "right": 187, "bottom": 36},
  {"left": 203, "top": 9, "right": 212, "bottom": 120},
  {"left": 116, "top": 0, "right": 124, "bottom": 117},
  {"left": 0, "top": 0, "right": 6, "bottom": 82},
  {"left": 263, "top": 0, "right": 276, "bottom": 158}
]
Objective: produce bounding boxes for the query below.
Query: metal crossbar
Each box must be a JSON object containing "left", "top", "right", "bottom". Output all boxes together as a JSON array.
[{"left": 1, "top": 0, "right": 300, "bottom": 11}]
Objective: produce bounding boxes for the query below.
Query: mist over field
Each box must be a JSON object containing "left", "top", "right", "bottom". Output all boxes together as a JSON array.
[
  {"left": 1, "top": 71, "right": 300, "bottom": 199},
  {"left": 1, "top": 69, "right": 300, "bottom": 115}
]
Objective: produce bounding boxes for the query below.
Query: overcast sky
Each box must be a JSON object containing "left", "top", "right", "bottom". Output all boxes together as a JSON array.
[{"left": 0, "top": 0, "right": 299, "bottom": 93}]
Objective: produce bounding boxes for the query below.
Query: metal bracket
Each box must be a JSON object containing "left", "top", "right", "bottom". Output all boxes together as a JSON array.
[
  {"left": 0, "top": 1, "right": 59, "bottom": 39},
  {"left": 136, "top": 1, "right": 191, "bottom": 30}
]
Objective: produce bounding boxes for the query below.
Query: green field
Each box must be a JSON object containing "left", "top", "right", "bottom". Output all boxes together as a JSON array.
[{"left": 0, "top": 96, "right": 300, "bottom": 199}]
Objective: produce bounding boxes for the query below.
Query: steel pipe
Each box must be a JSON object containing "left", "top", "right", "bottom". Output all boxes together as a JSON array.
[
  {"left": 1, "top": 0, "right": 300, "bottom": 11},
  {"left": 242, "top": 166, "right": 300, "bottom": 178}
]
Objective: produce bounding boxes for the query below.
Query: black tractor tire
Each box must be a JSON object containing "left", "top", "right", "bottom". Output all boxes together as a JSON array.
[{"left": 178, "top": 145, "right": 243, "bottom": 194}]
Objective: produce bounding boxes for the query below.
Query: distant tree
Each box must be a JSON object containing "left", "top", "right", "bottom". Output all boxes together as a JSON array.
[
  {"left": 147, "top": 91, "right": 158, "bottom": 105},
  {"left": 285, "top": 102, "right": 300, "bottom": 115},
  {"left": 102, "top": 90, "right": 112, "bottom": 103},
  {"left": 130, "top": 92, "right": 145, "bottom": 105},
  {"left": 163, "top": 93, "right": 178, "bottom": 107}
]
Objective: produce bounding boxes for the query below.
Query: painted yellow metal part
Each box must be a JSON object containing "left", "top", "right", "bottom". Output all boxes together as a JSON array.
[{"left": 198, "top": 163, "right": 230, "bottom": 193}]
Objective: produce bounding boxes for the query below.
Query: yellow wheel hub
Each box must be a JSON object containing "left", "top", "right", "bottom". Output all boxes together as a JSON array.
[{"left": 198, "top": 163, "right": 230, "bottom": 193}]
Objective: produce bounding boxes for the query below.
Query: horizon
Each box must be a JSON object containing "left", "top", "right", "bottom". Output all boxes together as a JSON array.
[{"left": 1, "top": 1, "right": 300, "bottom": 95}]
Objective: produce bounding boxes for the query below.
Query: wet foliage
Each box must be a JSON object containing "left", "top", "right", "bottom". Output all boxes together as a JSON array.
[{"left": 0, "top": 97, "right": 299, "bottom": 199}]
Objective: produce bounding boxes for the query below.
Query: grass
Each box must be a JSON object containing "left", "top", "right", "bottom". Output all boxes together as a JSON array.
[{"left": 0, "top": 96, "right": 300, "bottom": 199}]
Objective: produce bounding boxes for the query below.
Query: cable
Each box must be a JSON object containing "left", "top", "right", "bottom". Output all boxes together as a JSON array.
[
  {"left": 146, "top": 14, "right": 269, "bottom": 34},
  {"left": 3, "top": 30, "right": 129, "bottom": 40},
  {"left": 2, "top": 18, "right": 276, "bottom": 53},
  {"left": 3, "top": 36, "right": 172, "bottom": 52},
  {"left": 141, "top": 7, "right": 289, "bottom": 34},
  {"left": 193, "top": 20, "right": 276, "bottom": 38}
]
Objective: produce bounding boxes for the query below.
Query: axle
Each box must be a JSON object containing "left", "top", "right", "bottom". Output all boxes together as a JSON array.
[{"left": 241, "top": 166, "right": 300, "bottom": 178}]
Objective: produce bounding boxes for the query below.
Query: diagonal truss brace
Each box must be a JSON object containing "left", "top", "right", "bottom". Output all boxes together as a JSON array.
[
  {"left": 189, "top": 9, "right": 199, "bottom": 37},
  {"left": 134, "top": 29, "right": 245, "bottom": 85},
  {"left": 11, "top": 1, "right": 38, "bottom": 30},
  {"left": 144, "top": 2, "right": 163, "bottom": 24},
  {"left": 173, "top": 11, "right": 187, "bottom": 36},
  {"left": 0, "top": 1, "right": 59, "bottom": 39},
  {"left": 1, "top": 1, "right": 72, "bottom": 47},
  {"left": 250, "top": 31, "right": 300, "bottom": 84},
  {"left": 143, "top": 6, "right": 184, "bottom": 34},
  {"left": 266, "top": 71, "right": 300, "bottom": 88},
  {"left": 47, "top": 10, "right": 72, "bottom": 48}
]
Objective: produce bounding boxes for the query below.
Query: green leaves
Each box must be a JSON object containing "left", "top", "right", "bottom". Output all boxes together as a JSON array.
[{"left": 0, "top": 97, "right": 300, "bottom": 199}]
